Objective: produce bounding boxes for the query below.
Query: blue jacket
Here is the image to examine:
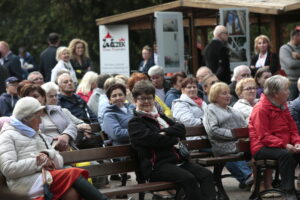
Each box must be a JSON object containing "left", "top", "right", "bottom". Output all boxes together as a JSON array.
[
  {"left": 103, "top": 103, "right": 135, "bottom": 146},
  {"left": 165, "top": 88, "right": 181, "bottom": 108},
  {"left": 289, "top": 96, "right": 300, "bottom": 132},
  {"left": 57, "top": 93, "right": 97, "bottom": 123},
  {"left": 0, "top": 93, "right": 19, "bottom": 117}
]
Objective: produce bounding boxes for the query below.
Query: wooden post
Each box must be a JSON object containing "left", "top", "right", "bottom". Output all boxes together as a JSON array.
[
  {"left": 188, "top": 11, "right": 199, "bottom": 75},
  {"left": 270, "top": 16, "right": 280, "bottom": 54}
]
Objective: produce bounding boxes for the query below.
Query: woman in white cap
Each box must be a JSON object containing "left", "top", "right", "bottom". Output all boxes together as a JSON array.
[{"left": 0, "top": 97, "right": 109, "bottom": 200}]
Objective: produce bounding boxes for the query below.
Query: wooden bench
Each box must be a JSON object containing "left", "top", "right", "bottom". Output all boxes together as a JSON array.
[
  {"left": 60, "top": 126, "right": 214, "bottom": 199},
  {"left": 234, "top": 127, "right": 284, "bottom": 200}
]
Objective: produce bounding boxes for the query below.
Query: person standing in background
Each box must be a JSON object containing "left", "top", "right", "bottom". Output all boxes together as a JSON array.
[
  {"left": 0, "top": 41, "right": 24, "bottom": 80},
  {"left": 204, "top": 25, "right": 231, "bottom": 84},
  {"left": 68, "top": 38, "right": 93, "bottom": 79},
  {"left": 279, "top": 29, "right": 300, "bottom": 100},
  {"left": 40, "top": 33, "right": 60, "bottom": 82}
]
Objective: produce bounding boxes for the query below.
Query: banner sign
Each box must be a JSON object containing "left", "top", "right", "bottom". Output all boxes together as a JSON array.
[
  {"left": 220, "top": 8, "right": 250, "bottom": 69},
  {"left": 99, "top": 25, "right": 129, "bottom": 76},
  {"left": 155, "top": 12, "right": 185, "bottom": 73}
]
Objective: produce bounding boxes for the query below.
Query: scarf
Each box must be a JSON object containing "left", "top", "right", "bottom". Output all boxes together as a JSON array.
[
  {"left": 10, "top": 117, "right": 36, "bottom": 138},
  {"left": 136, "top": 107, "right": 169, "bottom": 128},
  {"left": 191, "top": 96, "right": 203, "bottom": 107}
]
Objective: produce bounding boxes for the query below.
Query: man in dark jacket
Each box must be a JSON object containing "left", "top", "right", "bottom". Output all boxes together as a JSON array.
[
  {"left": 57, "top": 73, "right": 97, "bottom": 123},
  {"left": 0, "top": 77, "right": 19, "bottom": 116},
  {"left": 204, "top": 25, "right": 231, "bottom": 84},
  {"left": 0, "top": 41, "right": 24, "bottom": 80},
  {"left": 39, "top": 33, "right": 60, "bottom": 82}
]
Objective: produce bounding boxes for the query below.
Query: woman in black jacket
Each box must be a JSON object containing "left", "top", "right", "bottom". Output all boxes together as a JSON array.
[
  {"left": 128, "top": 80, "right": 216, "bottom": 200},
  {"left": 250, "top": 35, "right": 280, "bottom": 76}
]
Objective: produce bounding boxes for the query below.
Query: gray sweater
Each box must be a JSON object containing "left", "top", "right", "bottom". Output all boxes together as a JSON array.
[
  {"left": 279, "top": 43, "right": 300, "bottom": 82},
  {"left": 203, "top": 103, "right": 246, "bottom": 156}
]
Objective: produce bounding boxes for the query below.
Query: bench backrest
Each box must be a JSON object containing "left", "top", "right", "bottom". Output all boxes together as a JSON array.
[
  {"left": 232, "top": 127, "right": 250, "bottom": 153},
  {"left": 61, "top": 126, "right": 211, "bottom": 177}
]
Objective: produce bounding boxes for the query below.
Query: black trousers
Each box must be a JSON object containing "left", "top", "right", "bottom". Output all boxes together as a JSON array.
[
  {"left": 254, "top": 147, "right": 300, "bottom": 191},
  {"left": 150, "top": 162, "right": 216, "bottom": 200}
]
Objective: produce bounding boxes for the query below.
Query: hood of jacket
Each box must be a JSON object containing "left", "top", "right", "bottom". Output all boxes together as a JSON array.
[{"left": 173, "top": 93, "right": 198, "bottom": 107}]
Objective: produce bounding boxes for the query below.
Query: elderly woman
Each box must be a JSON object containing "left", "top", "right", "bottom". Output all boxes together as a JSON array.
[
  {"left": 172, "top": 77, "right": 207, "bottom": 127},
  {"left": 233, "top": 78, "right": 259, "bottom": 123},
  {"left": 19, "top": 83, "right": 77, "bottom": 152},
  {"left": 0, "top": 97, "right": 108, "bottom": 200},
  {"left": 51, "top": 47, "right": 77, "bottom": 85},
  {"left": 254, "top": 67, "right": 272, "bottom": 98},
  {"left": 203, "top": 82, "right": 253, "bottom": 189},
  {"left": 103, "top": 84, "right": 134, "bottom": 146},
  {"left": 128, "top": 80, "right": 216, "bottom": 200},
  {"left": 68, "top": 38, "right": 93, "bottom": 79},
  {"left": 249, "top": 75, "right": 300, "bottom": 199},
  {"left": 250, "top": 35, "right": 280, "bottom": 76}
]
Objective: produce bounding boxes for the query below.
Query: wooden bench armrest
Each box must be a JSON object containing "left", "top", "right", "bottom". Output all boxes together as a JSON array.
[{"left": 231, "top": 127, "right": 249, "bottom": 139}]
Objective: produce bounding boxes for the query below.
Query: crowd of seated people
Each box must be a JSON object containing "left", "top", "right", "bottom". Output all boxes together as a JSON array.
[{"left": 3, "top": 27, "right": 300, "bottom": 200}]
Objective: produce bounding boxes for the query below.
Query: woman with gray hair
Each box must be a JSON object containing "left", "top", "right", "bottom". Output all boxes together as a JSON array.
[
  {"left": 0, "top": 97, "right": 109, "bottom": 200},
  {"left": 249, "top": 75, "right": 300, "bottom": 200}
]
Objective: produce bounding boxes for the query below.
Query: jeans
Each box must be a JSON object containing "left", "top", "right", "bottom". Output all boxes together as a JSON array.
[
  {"left": 225, "top": 160, "right": 252, "bottom": 184},
  {"left": 150, "top": 162, "right": 216, "bottom": 200},
  {"left": 289, "top": 81, "right": 299, "bottom": 101},
  {"left": 254, "top": 147, "right": 300, "bottom": 191}
]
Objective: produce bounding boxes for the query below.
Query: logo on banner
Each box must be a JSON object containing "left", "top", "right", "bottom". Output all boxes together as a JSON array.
[{"left": 102, "top": 32, "right": 125, "bottom": 51}]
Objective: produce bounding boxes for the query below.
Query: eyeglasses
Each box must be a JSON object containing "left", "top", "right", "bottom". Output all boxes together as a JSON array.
[
  {"left": 243, "top": 87, "right": 257, "bottom": 91},
  {"left": 48, "top": 94, "right": 58, "bottom": 99},
  {"left": 137, "top": 96, "right": 154, "bottom": 102},
  {"left": 32, "top": 77, "right": 44, "bottom": 82}
]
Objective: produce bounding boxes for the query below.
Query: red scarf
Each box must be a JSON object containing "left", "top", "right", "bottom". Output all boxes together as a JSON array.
[{"left": 191, "top": 96, "right": 203, "bottom": 107}]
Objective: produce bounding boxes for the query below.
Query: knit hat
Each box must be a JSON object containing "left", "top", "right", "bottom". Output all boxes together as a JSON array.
[{"left": 12, "top": 97, "right": 45, "bottom": 120}]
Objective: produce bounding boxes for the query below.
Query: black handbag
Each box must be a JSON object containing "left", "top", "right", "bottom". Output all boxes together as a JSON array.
[
  {"left": 178, "top": 141, "right": 190, "bottom": 160},
  {"left": 75, "top": 129, "right": 103, "bottom": 149}
]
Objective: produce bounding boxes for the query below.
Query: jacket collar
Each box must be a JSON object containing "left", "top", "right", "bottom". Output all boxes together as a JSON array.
[{"left": 260, "top": 94, "right": 287, "bottom": 111}]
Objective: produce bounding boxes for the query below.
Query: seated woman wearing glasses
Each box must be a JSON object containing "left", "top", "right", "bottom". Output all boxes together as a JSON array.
[
  {"left": 233, "top": 78, "right": 259, "bottom": 123},
  {"left": 128, "top": 80, "right": 216, "bottom": 200}
]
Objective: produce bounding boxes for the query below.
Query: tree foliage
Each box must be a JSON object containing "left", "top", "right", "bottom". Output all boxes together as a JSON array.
[{"left": 0, "top": 0, "right": 173, "bottom": 72}]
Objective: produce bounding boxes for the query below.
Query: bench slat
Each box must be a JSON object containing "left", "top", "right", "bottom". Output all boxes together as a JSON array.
[
  {"left": 185, "top": 126, "right": 207, "bottom": 137},
  {"left": 183, "top": 139, "right": 211, "bottom": 151},
  {"left": 101, "top": 182, "right": 177, "bottom": 197},
  {"left": 61, "top": 145, "right": 136, "bottom": 164},
  {"left": 80, "top": 160, "right": 137, "bottom": 177},
  {"left": 196, "top": 155, "right": 244, "bottom": 165}
]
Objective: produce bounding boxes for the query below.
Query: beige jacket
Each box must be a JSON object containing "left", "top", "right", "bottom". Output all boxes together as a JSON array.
[{"left": 0, "top": 123, "right": 63, "bottom": 194}]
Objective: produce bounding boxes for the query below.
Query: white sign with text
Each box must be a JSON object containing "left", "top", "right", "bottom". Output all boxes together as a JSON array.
[{"left": 99, "top": 25, "right": 129, "bottom": 76}]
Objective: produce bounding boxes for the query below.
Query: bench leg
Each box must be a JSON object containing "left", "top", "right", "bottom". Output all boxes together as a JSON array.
[
  {"left": 214, "top": 163, "right": 230, "bottom": 200},
  {"left": 249, "top": 166, "right": 262, "bottom": 200}
]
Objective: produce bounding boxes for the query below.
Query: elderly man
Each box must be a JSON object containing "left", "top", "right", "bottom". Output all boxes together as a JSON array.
[
  {"left": 57, "top": 73, "right": 97, "bottom": 123},
  {"left": 280, "top": 29, "right": 300, "bottom": 100},
  {"left": 148, "top": 65, "right": 172, "bottom": 117},
  {"left": 196, "top": 66, "right": 212, "bottom": 98},
  {"left": 0, "top": 41, "right": 24, "bottom": 80},
  {"left": 27, "top": 71, "right": 44, "bottom": 85},
  {"left": 204, "top": 25, "right": 231, "bottom": 83},
  {"left": 229, "top": 65, "right": 251, "bottom": 105},
  {"left": 0, "top": 77, "right": 19, "bottom": 117}
]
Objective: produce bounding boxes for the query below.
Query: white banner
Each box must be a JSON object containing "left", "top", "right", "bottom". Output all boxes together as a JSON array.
[
  {"left": 155, "top": 12, "right": 185, "bottom": 73},
  {"left": 99, "top": 25, "right": 130, "bottom": 77}
]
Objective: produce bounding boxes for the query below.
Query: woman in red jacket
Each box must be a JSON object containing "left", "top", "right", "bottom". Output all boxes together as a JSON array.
[{"left": 249, "top": 75, "right": 300, "bottom": 200}]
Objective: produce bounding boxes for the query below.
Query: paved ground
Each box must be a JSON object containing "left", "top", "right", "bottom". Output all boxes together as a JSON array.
[{"left": 104, "top": 167, "right": 287, "bottom": 200}]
